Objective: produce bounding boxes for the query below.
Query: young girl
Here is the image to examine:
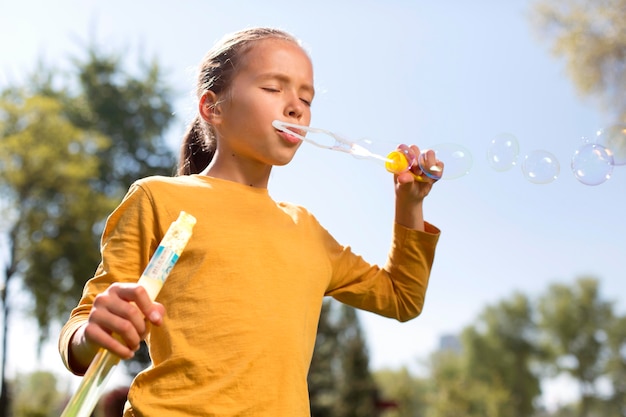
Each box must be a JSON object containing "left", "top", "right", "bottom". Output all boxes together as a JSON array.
[{"left": 59, "top": 27, "right": 442, "bottom": 416}]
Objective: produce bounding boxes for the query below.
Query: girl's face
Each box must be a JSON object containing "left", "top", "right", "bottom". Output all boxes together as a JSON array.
[{"left": 209, "top": 38, "right": 315, "bottom": 171}]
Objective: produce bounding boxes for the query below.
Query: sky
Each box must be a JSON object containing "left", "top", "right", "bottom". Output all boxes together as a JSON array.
[{"left": 1, "top": 0, "right": 625, "bottom": 408}]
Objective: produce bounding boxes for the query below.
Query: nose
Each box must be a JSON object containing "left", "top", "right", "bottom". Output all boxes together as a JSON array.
[{"left": 284, "top": 93, "right": 306, "bottom": 121}]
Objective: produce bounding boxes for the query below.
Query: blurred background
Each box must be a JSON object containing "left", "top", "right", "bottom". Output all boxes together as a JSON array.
[{"left": 1, "top": 0, "right": 625, "bottom": 416}]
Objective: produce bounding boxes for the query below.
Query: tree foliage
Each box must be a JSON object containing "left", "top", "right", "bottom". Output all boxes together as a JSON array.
[
  {"left": 531, "top": 0, "right": 626, "bottom": 123},
  {"left": 1, "top": 44, "right": 176, "bottom": 341},
  {"left": 604, "top": 315, "right": 626, "bottom": 415},
  {"left": 308, "top": 300, "right": 379, "bottom": 417},
  {"left": 538, "top": 277, "right": 615, "bottom": 417},
  {"left": 10, "top": 371, "right": 65, "bottom": 417},
  {"left": 63, "top": 48, "right": 177, "bottom": 195},
  {"left": 374, "top": 367, "right": 428, "bottom": 417},
  {"left": 462, "top": 292, "right": 542, "bottom": 417},
  {"left": 367, "top": 278, "right": 624, "bottom": 417},
  {"left": 0, "top": 45, "right": 177, "bottom": 416},
  {"left": 0, "top": 93, "right": 113, "bottom": 341}
]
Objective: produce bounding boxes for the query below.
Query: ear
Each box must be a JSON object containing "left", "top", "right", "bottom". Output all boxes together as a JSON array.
[{"left": 199, "top": 91, "right": 222, "bottom": 125}]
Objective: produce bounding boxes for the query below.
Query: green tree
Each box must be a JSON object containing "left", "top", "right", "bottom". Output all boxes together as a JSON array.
[
  {"left": 11, "top": 371, "right": 66, "bottom": 416},
  {"left": 424, "top": 349, "right": 509, "bottom": 417},
  {"left": 309, "top": 300, "right": 340, "bottom": 417},
  {"left": 537, "top": 277, "right": 614, "bottom": 417},
  {"left": 61, "top": 47, "right": 177, "bottom": 197},
  {"left": 308, "top": 300, "right": 379, "bottom": 417},
  {"left": 462, "top": 292, "right": 542, "bottom": 417},
  {"left": 604, "top": 314, "right": 626, "bottom": 416},
  {"left": 0, "top": 93, "right": 113, "bottom": 416},
  {"left": 531, "top": 0, "right": 626, "bottom": 124},
  {"left": 0, "top": 45, "right": 177, "bottom": 415},
  {"left": 374, "top": 367, "right": 429, "bottom": 417},
  {"left": 335, "top": 304, "right": 378, "bottom": 417}
]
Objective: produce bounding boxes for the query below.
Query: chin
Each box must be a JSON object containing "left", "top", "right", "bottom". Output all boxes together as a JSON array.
[
  {"left": 273, "top": 149, "right": 299, "bottom": 166},
  {"left": 274, "top": 157, "right": 295, "bottom": 167}
]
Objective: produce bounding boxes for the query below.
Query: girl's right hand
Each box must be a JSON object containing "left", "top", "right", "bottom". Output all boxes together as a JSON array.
[{"left": 70, "top": 283, "right": 165, "bottom": 372}]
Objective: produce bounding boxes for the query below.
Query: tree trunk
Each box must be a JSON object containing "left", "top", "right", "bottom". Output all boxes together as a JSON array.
[
  {"left": 0, "top": 275, "right": 10, "bottom": 417},
  {"left": 0, "top": 226, "right": 17, "bottom": 417}
]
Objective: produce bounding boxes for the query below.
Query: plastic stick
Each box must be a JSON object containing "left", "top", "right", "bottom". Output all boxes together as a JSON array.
[{"left": 60, "top": 211, "right": 197, "bottom": 417}]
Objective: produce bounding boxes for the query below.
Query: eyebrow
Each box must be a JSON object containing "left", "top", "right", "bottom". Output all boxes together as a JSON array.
[{"left": 257, "top": 72, "right": 315, "bottom": 97}]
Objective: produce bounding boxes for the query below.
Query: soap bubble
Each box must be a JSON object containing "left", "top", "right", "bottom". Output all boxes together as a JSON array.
[
  {"left": 487, "top": 133, "right": 519, "bottom": 172},
  {"left": 595, "top": 125, "right": 626, "bottom": 166},
  {"left": 420, "top": 143, "right": 473, "bottom": 180},
  {"left": 521, "top": 150, "right": 560, "bottom": 184},
  {"left": 571, "top": 143, "right": 614, "bottom": 186}
]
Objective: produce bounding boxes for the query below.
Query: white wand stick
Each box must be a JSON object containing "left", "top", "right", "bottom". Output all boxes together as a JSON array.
[{"left": 60, "top": 211, "right": 197, "bottom": 417}]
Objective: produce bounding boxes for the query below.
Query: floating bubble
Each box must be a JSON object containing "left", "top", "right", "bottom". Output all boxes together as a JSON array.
[
  {"left": 420, "top": 143, "right": 473, "bottom": 180},
  {"left": 595, "top": 124, "right": 626, "bottom": 166},
  {"left": 487, "top": 133, "right": 520, "bottom": 172},
  {"left": 571, "top": 143, "right": 614, "bottom": 186},
  {"left": 521, "top": 150, "right": 560, "bottom": 184}
]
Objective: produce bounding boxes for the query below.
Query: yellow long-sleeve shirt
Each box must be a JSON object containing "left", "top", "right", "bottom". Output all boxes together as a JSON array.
[{"left": 59, "top": 174, "right": 440, "bottom": 416}]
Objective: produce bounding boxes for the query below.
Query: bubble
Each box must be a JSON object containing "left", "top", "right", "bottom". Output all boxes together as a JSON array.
[
  {"left": 521, "top": 150, "right": 560, "bottom": 184},
  {"left": 571, "top": 143, "right": 614, "bottom": 186},
  {"left": 595, "top": 125, "right": 626, "bottom": 166},
  {"left": 420, "top": 143, "right": 473, "bottom": 180},
  {"left": 487, "top": 133, "right": 520, "bottom": 172}
]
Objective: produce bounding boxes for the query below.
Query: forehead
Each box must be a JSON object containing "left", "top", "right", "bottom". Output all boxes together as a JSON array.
[{"left": 238, "top": 38, "right": 313, "bottom": 80}]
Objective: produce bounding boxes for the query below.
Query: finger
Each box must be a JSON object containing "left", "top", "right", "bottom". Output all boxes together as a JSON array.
[
  {"left": 417, "top": 151, "right": 443, "bottom": 181},
  {"left": 408, "top": 144, "right": 422, "bottom": 158},
  {"left": 99, "top": 287, "right": 149, "bottom": 336},
  {"left": 90, "top": 303, "right": 144, "bottom": 349},
  {"left": 115, "top": 284, "right": 163, "bottom": 326},
  {"left": 84, "top": 321, "right": 136, "bottom": 360},
  {"left": 425, "top": 150, "right": 442, "bottom": 172},
  {"left": 147, "top": 303, "right": 166, "bottom": 326}
]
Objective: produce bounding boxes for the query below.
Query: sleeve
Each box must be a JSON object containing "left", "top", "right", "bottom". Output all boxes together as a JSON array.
[
  {"left": 58, "top": 181, "right": 162, "bottom": 374},
  {"left": 325, "top": 222, "right": 440, "bottom": 322}
]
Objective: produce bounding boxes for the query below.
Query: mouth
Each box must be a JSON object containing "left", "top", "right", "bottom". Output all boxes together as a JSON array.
[
  {"left": 277, "top": 128, "right": 303, "bottom": 145},
  {"left": 285, "top": 127, "right": 305, "bottom": 138},
  {"left": 273, "top": 120, "right": 307, "bottom": 144}
]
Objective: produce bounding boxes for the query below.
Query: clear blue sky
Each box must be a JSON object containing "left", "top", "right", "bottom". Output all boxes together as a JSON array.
[{"left": 2, "top": 0, "right": 624, "bottom": 407}]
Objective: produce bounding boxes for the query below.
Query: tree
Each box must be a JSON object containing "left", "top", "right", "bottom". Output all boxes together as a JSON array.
[
  {"left": 0, "top": 45, "right": 177, "bottom": 415},
  {"left": 424, "top": 349, "right": 510, "bottom": 417},
  {"left": 10, "top": 371, "right": 65, "bottom": 417},
  {"left": 530, "top": 0, "right": 626, "bottom": 124},
  {"left": 309, "top": 300, "right": 340, "bottom": 417},
  {"left": 61, "top": 47, "right": 177, "bottom": 197},
  {"left": 461, "top": 292, "right": 542, "bottom": 417},
  {"left": 604, "top": 314, "right": 626, "bottom": 416},
  {"left": 308, "top": 300, "right": 379, "bottom": 417},
  {"left": 374, "top": 367, "right": 429, "bottom": 417},
  {"left": 335, "top": 304, "right": 378, "bottom": 417},
  {"left": 537, "top": 277, "right": 614, "bottom": 417},
  {"left": 0, "top": 93, "right": 113, "bottom": 416}
]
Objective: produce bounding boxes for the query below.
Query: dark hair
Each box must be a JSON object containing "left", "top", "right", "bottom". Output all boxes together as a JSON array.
[{"left": 177, "top": 27, "right": 301, "bottom": 175}]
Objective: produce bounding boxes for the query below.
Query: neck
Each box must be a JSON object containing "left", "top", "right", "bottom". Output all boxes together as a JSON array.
[{"left": 200, "top": 154, "right": 272, "bottom": 189}]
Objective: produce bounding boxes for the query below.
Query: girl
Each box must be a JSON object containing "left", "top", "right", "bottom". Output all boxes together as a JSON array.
[{"left": 59, "top": 27, "right": 442, "bottom": 416}]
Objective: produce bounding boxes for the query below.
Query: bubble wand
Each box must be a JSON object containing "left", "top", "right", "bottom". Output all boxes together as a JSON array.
[
  {"left": 60, "top": 211, "right": 197, "bottom": 417},
  {"left": 273, "top": 120, "right": 443, "bottom": 181}
]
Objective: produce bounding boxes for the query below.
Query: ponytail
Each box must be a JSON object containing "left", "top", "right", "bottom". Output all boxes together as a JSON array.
[{"left": 177, "top": 115, "right": 215, "bottom": 176}]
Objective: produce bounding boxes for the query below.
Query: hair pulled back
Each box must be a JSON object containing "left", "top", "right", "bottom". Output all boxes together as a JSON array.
[{"left": 177, "top": 27, "right": 300, "bottom": 175}]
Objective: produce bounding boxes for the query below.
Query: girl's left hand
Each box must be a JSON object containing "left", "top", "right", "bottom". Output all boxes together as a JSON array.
[{"left": 394, "top": 144, "right": 443, "bottom": 202}]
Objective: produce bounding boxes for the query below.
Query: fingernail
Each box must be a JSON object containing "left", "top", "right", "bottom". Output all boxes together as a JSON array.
[{"left": 149, "top": 311, "right": 162, "bottom": 322}]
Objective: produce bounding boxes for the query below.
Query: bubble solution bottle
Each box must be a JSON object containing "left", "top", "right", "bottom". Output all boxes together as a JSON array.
[{"left": 60, "top": 211, "right": 197, "bottom": 417}]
